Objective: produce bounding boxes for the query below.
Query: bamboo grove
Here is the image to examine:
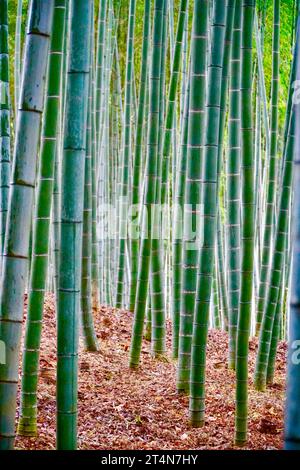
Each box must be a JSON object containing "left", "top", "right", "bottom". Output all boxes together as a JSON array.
[{"left": 0, "top": 0, "right": 300, "bottom": 451}]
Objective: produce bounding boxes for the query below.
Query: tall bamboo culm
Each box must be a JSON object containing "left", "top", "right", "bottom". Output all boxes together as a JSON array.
[
  {"left": 226, "top": 0, "right": 242, "bottom": 369},
  {"left": 235, "top": 0, "right": 256, "bottom": 447},
  {"left": 116, "top": 0, "right": 136, "bottom": 309},
  {"left": 172, "top": 76, "right": 190, "bottom": 359},
  {"left": 56, "top": 0, "right": 92, "bottom": 450},
  {"left": 0, "top": 0, "right": 11, "bottom": 257},
  {"left": 81, "top": 37, "right": 98, "bottom": 352},
  {"left": 14, "top": 0, "right": 22, "bottom": 113},
  {"left": 129, "top": 0, "right": 151, "bottom": 312}
]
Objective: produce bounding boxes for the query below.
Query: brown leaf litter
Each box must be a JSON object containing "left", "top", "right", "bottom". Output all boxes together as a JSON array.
[{"left": 15, "top": 294, "right": 286, "bottom": 450}]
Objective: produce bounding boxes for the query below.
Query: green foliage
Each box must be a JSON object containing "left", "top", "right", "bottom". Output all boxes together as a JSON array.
[{"left": 259, "top": 0, "right": 294, "bottom": 133}]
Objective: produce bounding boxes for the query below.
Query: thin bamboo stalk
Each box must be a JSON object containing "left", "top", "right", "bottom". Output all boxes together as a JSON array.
[
  {"left": 172, "top": 76, "right": 190, "bottom": 359},
  {"left": 150, "top": 0, "right": 168, "bottom": 358},
  {"left": 81, "top": 16, "right": 98, "bottom": 353},
  {"left": 235, "top": 0, "right": 256, "bottom": 447},
  {"left": 129, "top": 0, "right": 151, "bottom": 312},
  {"left": 0, "top": 0, "right": 11, "bottom": 257},
  {"left": 226, "top": 0, "right": 242, "bottom": 369},
  {"left": 14, "top": 0, "right": 22, "bottom": 113},
  {"left": 115, "top": 0, "right": 136, "bottom": 308}
]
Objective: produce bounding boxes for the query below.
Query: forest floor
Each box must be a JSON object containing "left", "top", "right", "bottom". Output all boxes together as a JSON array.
[{"left": 15, "top": 294, "right": 286, "bottom": 450}]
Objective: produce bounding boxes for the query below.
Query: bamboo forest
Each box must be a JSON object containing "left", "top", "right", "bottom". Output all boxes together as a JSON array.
[{"left": 1, "top": 0, "right": 300, "bottom": 455}]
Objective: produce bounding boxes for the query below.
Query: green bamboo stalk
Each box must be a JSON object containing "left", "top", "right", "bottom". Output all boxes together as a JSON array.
[
  {"left": 150, "top": 0, "right": 168, "bottom": 358},
  {"left": 189, "top": 0, "right": 227, "bottom": 427},
  {"left": 217, "top": 0, "right": 236, "bottom": 173},
  {"left": 266, "top": 276, "right": 283, "bottom": 385},
  {"left": 212, "top": 264, "right": 221, "bottom": 329},
  {"left": 91, "top": 6, "right": 100, "bottom": 313},
  {"left": 0, "top": 0, "right": 54, "bottom": 450},
  {"left": 256, "top": 0, "right": 280, "bottom": 336},
  {"left": 81, "top": 120, "right": 98, "bottom": 351},
  {"left": 17, "top": 0, "right": 66, "bottom": 438},
  {"left": 52, "top": 0, "right": 69, "bottom": 299},
  {"left": 102, "top": 0, "right": 114, "bottom": 307},
  {"left": 129, "top": 0, "right": 151, "bottom": 312},
  {"left": 254, "top": 11, "right": 270, "bottom": 161},
  {"left": 81, "top": 13, "right": 98, "bottom": 353},
  {"left": 234, "top": 0, "right": 256, "bottom": 447},
  {"left": 14, "top": 0, "right": 22, "bottom": 113},
  {"left": 0, "top": 0, "right": 11, "bottom": 258},
  {"left": 216, "top": 213, "right": 229, "bottom": 331},
  {"left": 179, "top": 12, "right": 188, "bottom": 133},
  {"left": 160, "top": 0, "right": 189, "bottom": 206},
  {"left": 176, "top": 0, "right": 209, "bottom": 394},
  {"left": 169, "top": 0, "right": 178, "bottom": 193},
  {"left": 129, "top": 0, "right": 165, "bottom": 369},
  {"left": 109, "top": 59, "right": 120, "bottom": 294},
  {"left": 115, "top": 0, "right": 136, "bottom": 308},
  {"left": 168, "top": 0, "right": 175, "bottom": 60},
  {"left": 172, "top": 77, "right": 190, "bottom": 359},
  {"left": 215, "top": 0, "right": 236, "bottom": 335},
  {"left": 95, "top": 0, "right": 107, "bottom": 157},
  {"left": 56, "top": 0, "right": 92, "bottom": 450},
  {"left": 254, "top": 73, "right": 262, "bottom": 290},
  {"left": 102, "top": 0, "right": 113, "bottom": 305},
  {"left": 226, "top": 0, "right": 242, "bottom": 369},
  {"left": 52, "top": 140, "right": 61, "bottom": 297},
  {"left": 145, "top": 294, "right": 152, "bottom": 341},
  {"left": 97, "top": 1, "right": 114, "bottom": 306}
]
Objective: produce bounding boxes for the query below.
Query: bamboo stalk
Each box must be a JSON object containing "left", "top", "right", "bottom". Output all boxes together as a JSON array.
[
  {"left": 226, "top": 0, "right": 242, "bottom": 369},
  {"left": 116, "top": 0, "right": 136, "bottom": 309},
  {"left": 235, "top": 0, "right": 256, "bottom": 447},
  {"left": 56, "top": 0, "right": 92, "bottom": 450},
  {"left": 129, "top": 0, "right": 151, "bottom": 312},
  {"left": 0, "top": 0, "right": 11, "bottom": 257}
]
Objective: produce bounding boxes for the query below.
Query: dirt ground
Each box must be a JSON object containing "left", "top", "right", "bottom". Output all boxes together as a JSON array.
[{"left": 15, "top": 294, "right": 286, "bottom": 450}]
